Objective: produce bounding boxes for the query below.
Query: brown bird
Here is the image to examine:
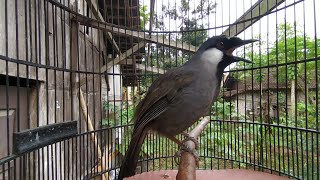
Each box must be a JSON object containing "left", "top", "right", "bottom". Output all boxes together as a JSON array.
[{"left": 118, "top": 35, "right": 256, "bottom": 179}]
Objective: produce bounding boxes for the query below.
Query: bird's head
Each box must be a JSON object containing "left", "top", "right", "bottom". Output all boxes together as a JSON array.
[{"left": 197, "top": 35, "right": 258, "bottom": 69}]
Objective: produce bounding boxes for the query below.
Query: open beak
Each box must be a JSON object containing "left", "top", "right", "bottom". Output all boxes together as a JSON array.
[
  {"left": 227, "top": 39, "right": 259, "bottom": 63},
  {"left": 234, "top": 56, "right": 254, "bottom": 63}
]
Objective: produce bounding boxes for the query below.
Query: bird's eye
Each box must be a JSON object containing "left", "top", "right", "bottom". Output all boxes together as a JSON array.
[{"left": 217, "top": 42, "right": 224, "bottom": 49}]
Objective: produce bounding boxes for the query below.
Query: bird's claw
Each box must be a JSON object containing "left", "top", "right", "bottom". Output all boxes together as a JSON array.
[
  {"left": 174, "top": 144, "right": 200, "bottom": 166},
  {"left": 181, "top": 132, "right": 199, "bottom": 150}
]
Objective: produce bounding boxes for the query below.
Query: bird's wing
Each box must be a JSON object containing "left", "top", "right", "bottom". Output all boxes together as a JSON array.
[{"left": 133, "top": 68, "right": 194, "bottom": 132}]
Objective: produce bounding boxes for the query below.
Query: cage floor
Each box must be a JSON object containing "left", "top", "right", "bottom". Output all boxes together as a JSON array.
[{"left": 125, "top": 169, "right": 290, "bottom": 180}]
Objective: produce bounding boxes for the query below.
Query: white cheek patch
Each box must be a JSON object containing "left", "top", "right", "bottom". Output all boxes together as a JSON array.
[{"left": 201, "top": 48, "right": 224, "bottom": 66}]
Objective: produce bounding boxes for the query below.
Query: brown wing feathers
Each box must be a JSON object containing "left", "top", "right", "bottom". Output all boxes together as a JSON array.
[{"left": 118, "top": 69, "right": 194, "bottom": 180}]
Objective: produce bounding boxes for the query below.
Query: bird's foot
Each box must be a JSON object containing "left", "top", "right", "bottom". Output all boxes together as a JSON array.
[
  {"left": 174, "top": 144, "right": 200, "bottom": 166},
  {"left": 181, "top": 132, "right": 199, "bottom": 150}
]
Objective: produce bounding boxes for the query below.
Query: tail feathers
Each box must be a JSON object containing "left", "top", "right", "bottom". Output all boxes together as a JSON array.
[{"left": 117, "top": 129, "right": 147, "bottom": 180}]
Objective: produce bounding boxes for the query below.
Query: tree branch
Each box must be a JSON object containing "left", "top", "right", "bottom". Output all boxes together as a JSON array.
[{"left": 176, "top": 117, "right": 210, "bottom": 180}]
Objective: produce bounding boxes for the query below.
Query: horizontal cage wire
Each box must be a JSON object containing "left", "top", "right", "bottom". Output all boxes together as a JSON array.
[{"left": 0, "top": 0, "right": 319, "bottom": 179}]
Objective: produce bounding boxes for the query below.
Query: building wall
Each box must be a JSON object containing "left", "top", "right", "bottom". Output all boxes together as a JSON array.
[
  {"left": 0, "top": 0, "right": 110, "bottom": 179},
  {"left": 107, "top": 64, "right": 122, "bottom": 104},
  {"left": 231, "top": 90, "right": 307, "bottom": 120}
]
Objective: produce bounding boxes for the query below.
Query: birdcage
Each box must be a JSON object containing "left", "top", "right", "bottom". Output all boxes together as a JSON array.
[{"left": 0, "top": 0, "right": 319, "bottom": 179}]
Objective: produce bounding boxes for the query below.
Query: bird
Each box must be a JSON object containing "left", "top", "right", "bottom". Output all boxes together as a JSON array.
[{"left": 118, "top": 35, "right": 257, "bottom": 179}]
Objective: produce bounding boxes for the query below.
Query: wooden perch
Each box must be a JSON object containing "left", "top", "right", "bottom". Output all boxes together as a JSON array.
[{"left": 176, "top": 117, "right": 210, "bottom": 180}]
